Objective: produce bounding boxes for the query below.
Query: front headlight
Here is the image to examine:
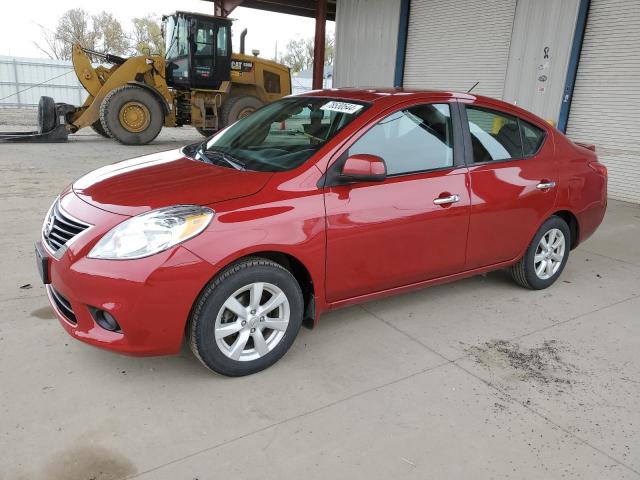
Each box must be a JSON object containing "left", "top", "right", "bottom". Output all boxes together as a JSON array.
[{"left": 88, "top": 205, "right": 214, "bottom": 260}]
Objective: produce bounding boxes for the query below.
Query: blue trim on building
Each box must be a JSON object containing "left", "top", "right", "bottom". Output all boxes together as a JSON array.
[
  {"left": 558, "top": 0, "right": 590, "bottom": 133},
  {"left": 394, "top": 0, "right": 411, "bottom": 87}
]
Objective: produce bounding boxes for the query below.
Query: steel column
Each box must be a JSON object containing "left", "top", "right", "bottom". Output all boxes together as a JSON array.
[
  {"left": 313, "top": 0, "right": 327, "bottom": 90},
  {"left": 557, "top": 0, "right": 591, "bottom": 133},
  {"left": 394, "top": 0, "right": 411, "bottom": 87}
]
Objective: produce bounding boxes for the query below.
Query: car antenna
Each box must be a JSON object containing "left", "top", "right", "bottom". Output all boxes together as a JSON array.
[{"left": 467, "top": 82, "right": 479, "bottom": 93}]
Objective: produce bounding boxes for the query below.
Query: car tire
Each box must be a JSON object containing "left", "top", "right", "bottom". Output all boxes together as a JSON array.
[
  {"left": 188, "top": 257, "right": 304, "bottom": 376},
  {"left": 99, "top": 85, "right": 164, "bottom": 145},
  {"left": 510, "top": 215, "right": 571, "bottom": 290}
]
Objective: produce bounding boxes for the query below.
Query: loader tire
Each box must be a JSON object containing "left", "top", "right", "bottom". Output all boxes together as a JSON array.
[
  {"left": 99, "top": 85, "right": 164, "bottom": 145},
  {"left": 91, "top": 121, "right": 110, "bottom": 138},
  {"left": 220, "top": 95, "right": 263, "bottom": 128},
  {"left": 196, "top": 127, "right": 216, "bottom": 138},
  {"left": 37, "top": 96, "right": 56, "bottom": 134}
]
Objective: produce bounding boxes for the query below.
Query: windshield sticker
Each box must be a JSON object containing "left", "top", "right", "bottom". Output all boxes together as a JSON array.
[{"left": 321, "top": 101, "right": 364, "bottom": 115}]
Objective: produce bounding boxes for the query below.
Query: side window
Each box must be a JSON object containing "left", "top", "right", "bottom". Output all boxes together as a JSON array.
[
  {"left": 176, "top": 18, "right": 189, "bottom": 57},
  {"left": 216, "top": 27, "right": 229, "bottom": 57},
  {"left": 348, "top": 103, "right": 454, "bottom": 175},
  {"left": 466, "top": 106, "right": 522, "bottom": 162},
  {"left": 264, "top": 70, "right": 281, "bottom": 94},
  {"left": 520, "top": 120, "right": 545, "bottom": 156}
]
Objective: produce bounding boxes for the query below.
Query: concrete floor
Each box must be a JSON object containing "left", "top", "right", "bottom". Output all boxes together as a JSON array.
[{"left": 1, "top": 122, "right": 639, "bottom": 480}]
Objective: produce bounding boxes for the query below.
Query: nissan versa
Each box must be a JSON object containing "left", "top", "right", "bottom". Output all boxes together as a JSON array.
[{"left": 36, "top": 89, "right": 607, "bottom": 376}]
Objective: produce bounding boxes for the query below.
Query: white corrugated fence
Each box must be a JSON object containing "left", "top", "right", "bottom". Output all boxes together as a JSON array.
[{"left": 0, "top": 56, "right": 87, "bottom": 107}]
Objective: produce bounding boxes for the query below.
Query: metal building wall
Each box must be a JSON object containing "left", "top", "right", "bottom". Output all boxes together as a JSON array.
[
  {"left": 502, "top": 0, "right": 580, "bottom": 123},
  {"left": 566, "top": 0, "right": 640, "bottom": 203},
  {"left": 0, "top": 56, "right": 86, "bottom": 107},
  {"left": 333, "top": 0, "right": 402, "bottom": 88},
  {"left": 403, "top": 0, "right": 516, "bottom": 99}
]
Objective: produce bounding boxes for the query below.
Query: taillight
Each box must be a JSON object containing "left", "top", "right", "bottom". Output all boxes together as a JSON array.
[{"left": 589, "top": 161, "right": 607, "bottom": 177}]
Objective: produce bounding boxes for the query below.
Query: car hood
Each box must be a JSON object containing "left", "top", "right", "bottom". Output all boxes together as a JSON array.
[{"left": 73, "top": 148, "right": 273, "bottom": 216}]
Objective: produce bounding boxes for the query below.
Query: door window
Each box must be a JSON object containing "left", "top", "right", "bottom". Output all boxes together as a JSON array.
[
  {"left": 348, "top": 104, "right": 454, "bottom": 175},
  {"left": 466, "top": 107, "right": 522, "bottom": 162},
  {"left": 520, "top": 120, "right": 546, "bottom": 156},
  {"left": 195, "top": 26, "right": 214, "bottom": 56}
]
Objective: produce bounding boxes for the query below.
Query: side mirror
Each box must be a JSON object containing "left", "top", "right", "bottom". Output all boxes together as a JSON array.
[{"left": 341, "top": 154, "right": 387, "bottom": 182}]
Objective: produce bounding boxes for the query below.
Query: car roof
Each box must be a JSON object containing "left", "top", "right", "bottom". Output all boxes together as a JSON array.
[
  {"left": 297, "top": 88, "right": 552, "bottom": 130},
  {"left": 299, "top": 87, "right": 478, "bottom": 103}
]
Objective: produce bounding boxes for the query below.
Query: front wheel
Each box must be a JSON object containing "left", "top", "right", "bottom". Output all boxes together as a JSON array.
[
  {"left": 188, "top": 257, "right": 304, "bottom": 376},
  {"left": 510, "top": 216, "right": 571, "bottom": 290},
  {"left": 99, "top": 85, "right": 164, "bottom": 145}
]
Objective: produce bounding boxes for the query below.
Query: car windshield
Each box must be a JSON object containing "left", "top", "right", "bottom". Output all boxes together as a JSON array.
[{"left": 203, "top": 97, "right": 369, "bottom": 172}]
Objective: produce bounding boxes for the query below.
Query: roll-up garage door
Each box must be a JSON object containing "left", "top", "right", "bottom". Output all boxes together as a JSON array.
[
  {"left": 566, "top": 0, "right": 640, "bottom": 203},
  {"left": 403, "top": 0, "right": 516, "bottom": 99}
]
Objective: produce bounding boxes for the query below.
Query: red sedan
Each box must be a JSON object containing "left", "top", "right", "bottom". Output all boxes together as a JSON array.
[{"left": 36, "top": 89, "right": 607, "bottom": 376}]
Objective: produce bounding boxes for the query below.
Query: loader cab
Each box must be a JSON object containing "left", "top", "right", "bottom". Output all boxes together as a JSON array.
[{"left": 163, "top": 12, "right": 232, "bottom": 90}]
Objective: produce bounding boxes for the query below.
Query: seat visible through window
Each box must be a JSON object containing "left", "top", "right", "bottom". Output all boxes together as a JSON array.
[{"left": 466, "top": 106, "right": 523, "bottom": 162}]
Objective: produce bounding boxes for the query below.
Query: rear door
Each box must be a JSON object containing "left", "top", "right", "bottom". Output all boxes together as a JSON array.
[
  {"left": 460, "top": 103, "right": 557, "bottom": 269},
  {"left": 324, "top": 100, "right": 470, "bottom": 303}
]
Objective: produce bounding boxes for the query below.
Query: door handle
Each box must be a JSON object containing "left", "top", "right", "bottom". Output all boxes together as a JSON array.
[
  {"left": 536, "top": 181, "right": 557, "bottom": 190},
  {"left": 433, "top": 194, "right": 460, "bottom": 206}
]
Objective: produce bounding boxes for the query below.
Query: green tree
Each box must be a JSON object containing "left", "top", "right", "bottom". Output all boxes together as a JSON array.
[
  {"left": 281, "top": 35, "right": 335, "bottom": 73},
  {"left": 35, "top": 8, "right": 97, "bottom": 60},
  {"left": 93, "top": 12, "right": 127, "bottom": 56},
  {"left": 131, "top": 16, "right": 165, "bottom": 56},
  {"left": 34, "top": 9, "right": 127, "bottom": 59}
]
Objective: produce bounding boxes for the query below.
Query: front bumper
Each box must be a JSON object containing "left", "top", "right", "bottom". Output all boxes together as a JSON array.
[{"left": 41, "top": 193, "right": 215, "bottom": 356}]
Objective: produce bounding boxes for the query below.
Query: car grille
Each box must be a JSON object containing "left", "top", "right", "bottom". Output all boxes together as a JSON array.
[
  {"left": 43, "top": 201, "right": 90, "bottom": 252},
  {"left": 48, "top": 286, "right": 77, "bottom": 324}
]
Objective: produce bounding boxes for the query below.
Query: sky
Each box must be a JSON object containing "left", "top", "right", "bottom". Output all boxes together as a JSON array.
[{"left": 0, "top": 1, "right": 334, "bottom": 59}]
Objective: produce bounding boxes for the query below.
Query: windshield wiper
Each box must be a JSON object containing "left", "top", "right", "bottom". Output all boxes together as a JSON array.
[
  {"left": 194, "top": 142, "right": 244, "bottom": 171},
  {"left": 203, "top": 145, "right": 247, "bottom": 171}
]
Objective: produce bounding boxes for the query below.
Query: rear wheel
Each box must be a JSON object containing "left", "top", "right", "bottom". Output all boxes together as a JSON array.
[
  {"left": 99, "top": 85, "right": 164, "bottom": 145},
  {"left": 91, "top": 121, "right": 110, "bottom": 138},
  {"left": 220, "top": 95, "right": 263, "bottom": 127},
  {"left": 188, "top": 257, "right": 303, "bottom": 376},
  {"left": 196, "top": 127, "right": 216, "bottom": 138},
  {"left": 510, "top": 216, "right": 570, "bottom": 290}
]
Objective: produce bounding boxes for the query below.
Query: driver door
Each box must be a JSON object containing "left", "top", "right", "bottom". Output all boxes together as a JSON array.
[{"left": 324, "top": 102, "right": 470, "bottom": 303}]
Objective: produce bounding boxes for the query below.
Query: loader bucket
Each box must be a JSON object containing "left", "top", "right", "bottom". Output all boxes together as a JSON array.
[{"left": 0, "top": 97, "right": 72, "bottom": 143}]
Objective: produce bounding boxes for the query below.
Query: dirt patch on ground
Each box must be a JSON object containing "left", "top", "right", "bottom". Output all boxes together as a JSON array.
[
  {"left": 469, "top": 339, "right": 577, "bottom": 385},
  {"left": 30, "top": 306, "right": 56, "bottom": 319},
  {"left": 41, "top": 445, "right": 135, "bottom": 480}
]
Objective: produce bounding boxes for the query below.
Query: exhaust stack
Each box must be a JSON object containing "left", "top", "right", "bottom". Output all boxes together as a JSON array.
[{"left": 240, "top": 29, "right": 248, "bottom": 55}]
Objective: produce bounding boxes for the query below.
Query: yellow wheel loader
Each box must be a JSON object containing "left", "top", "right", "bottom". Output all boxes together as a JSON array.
[{"left": 0, "top": 12, "right": 291, "bottom": 145}]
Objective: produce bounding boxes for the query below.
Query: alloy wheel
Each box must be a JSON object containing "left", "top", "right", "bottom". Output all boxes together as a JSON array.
[
  {"left": 214, "top": 282, "right": 290, "bottom": 362},
  {"left": 534, "top": 228, "right": 566, "bottom": 280}
]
